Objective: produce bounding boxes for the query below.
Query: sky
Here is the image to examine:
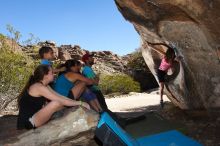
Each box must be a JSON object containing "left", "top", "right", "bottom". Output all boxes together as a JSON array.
[{"left": 0, "top": 0, "right": 140, "bottom": 56}]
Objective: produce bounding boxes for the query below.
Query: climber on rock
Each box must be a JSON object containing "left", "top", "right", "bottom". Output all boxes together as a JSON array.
[{"left": 156, "top": 45, "right": 182, "bottom": 108}]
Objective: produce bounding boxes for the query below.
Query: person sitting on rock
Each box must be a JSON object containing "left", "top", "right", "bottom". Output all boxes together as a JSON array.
[
  {"left": 38, "top": 46, "right": 65, "bottom": 73},
  {"left": 17, "top": 65, "right": 90, "bottom": 130},
  {"left": 53, "top": 59, "right": 103, "bottom": 113},
  {"left": 81, "top": 52, "right": 108, "bottom": 111},
  {"left": 157, "top": 47, "right": 181, "bottom": 108}
]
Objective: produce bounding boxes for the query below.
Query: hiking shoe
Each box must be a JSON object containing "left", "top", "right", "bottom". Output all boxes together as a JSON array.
[{"left": 160, "top": 100, "right": 164, "bottom": 109}]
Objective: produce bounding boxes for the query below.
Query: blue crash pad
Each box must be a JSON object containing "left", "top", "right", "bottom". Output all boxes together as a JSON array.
[
  {"left": 97, "top": 112, "right": 202, "bottom": 146},
  {"left": 137, "top": 130, "right": 202, "bottom": 146}
]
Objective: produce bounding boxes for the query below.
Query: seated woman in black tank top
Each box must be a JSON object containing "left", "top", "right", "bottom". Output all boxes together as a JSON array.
[{"left": 17, "top": 65, "right": 90, "bottom": 130}]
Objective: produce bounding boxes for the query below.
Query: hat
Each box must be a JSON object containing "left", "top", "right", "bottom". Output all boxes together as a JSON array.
[{"left": 82, "top": 52, "right": 94, "bottom": 63}]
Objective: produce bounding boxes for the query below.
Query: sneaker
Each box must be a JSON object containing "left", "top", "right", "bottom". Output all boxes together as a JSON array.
[{"left": 160, "top": 100, "right": 164, "bottom": 109}]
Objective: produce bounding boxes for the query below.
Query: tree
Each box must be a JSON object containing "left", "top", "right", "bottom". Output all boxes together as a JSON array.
[
  {"left": 6, "top": 24, "right": 22, "bottom": 51},
  {"left": 23, "top": 33, "right": 40, "bottom": 46}
]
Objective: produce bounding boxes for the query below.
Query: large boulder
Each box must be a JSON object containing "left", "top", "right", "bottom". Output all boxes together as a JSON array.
[
  {"left": 3, "top": 107, "right": 99, "bottom": 146},
  {"left": 58, "top": 45, "right": 85, "bottom": 60},
  {"left": 115, "top": 0, "right": 220, "bottom": 109}
]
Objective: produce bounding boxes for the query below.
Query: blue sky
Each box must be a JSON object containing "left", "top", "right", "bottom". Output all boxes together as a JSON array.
[{"left": 0, "top": 0, "right": 140, "bottom": 56}]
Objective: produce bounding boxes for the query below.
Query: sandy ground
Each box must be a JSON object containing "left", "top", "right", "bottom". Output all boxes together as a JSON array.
[{"left": 106, "top": 91, "right": 169, "bottom": 112}]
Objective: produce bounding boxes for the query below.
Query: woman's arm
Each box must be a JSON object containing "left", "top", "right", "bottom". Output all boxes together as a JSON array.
[
  {"left": 145, "top": 43, "right": 166, "bottom": 55},
  {"left": 175, "top": 56, "right": 183, "bottom": 62},
  {"left": 37, "top": 84, "right": 90, "bottom": 109},
  {"left": 53, "top": 67, "right": 66, "bottom": 74},
  {"left": 71, "top": 73, "right": 98, "bottom": 85}
]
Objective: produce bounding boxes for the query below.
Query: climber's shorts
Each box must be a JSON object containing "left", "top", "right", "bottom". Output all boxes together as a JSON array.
[{"left": 157, "top": 69, "right": 166, "bottom": 82}]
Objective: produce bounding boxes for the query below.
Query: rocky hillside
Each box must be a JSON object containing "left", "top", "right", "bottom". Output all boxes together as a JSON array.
[
  {"left": 115, "top": 0, "right": 220, "bottom": 109},
  {"left": 22, "top": 41, "right": 128, "bottom": 75}
]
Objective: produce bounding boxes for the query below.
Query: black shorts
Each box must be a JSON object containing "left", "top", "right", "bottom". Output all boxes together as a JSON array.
[
  {"left": 17, "top": 117, "right": 36, "bottom": 130},
  {"left": 25, "top": 120, "right": 36, "bottom": 129},
  {"left": 157, "top": 69, "right": 167, "bottom": 82},
  {"left": 18, "top": 118, "right": 36, "bottom": 130}
]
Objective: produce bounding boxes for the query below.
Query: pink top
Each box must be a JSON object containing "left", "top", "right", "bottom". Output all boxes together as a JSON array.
[{"left": 159, "top": 58, "right": 172, "bottom": 72}]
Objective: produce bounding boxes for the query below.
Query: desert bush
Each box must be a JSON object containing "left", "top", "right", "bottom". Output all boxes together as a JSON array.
[
  {"left": 99, "top": 74, "right": 140, "bottom": 95},
  {"left": 126, "top": 49, "right": 158, "bottom": 91},
  {"left": 0, "top": 38, "right": 37, "bottom": 94},
  {"left": 127, "top": 49, "right": 149, "bottom": 72}
]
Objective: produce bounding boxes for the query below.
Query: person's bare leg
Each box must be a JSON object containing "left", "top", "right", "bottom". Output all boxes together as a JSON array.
[
  {"left": 33, "top": 101, "right": 63, "bottom": 127},
  {"left": 71, "top": 82, "right": 86, "bottom": 100},
  {"left": 160, "top": 82, "right": 164, "bottom": 101},
  {"left": 94, "top": 99, "right": 102, "bottom": 112},
  {"left": 89, "top": 100, "right": 99, "bottom": 112},
  {"left": 159, "top": 82, "right": 164, "bottom": 108}
]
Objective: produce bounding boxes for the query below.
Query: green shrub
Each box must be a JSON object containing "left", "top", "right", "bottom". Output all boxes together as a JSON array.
[
  {"left": 127, "top": 49, "right": 149, "bottom": 72},
  {"left": 0, "top": 33, "right": 6, "bottom": 40},
  {"left": 0, "top": 40, "right": 37, "bottom": 93},
  {"left": 99, "top": 74, "right": 140, "bottom": 95}
]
